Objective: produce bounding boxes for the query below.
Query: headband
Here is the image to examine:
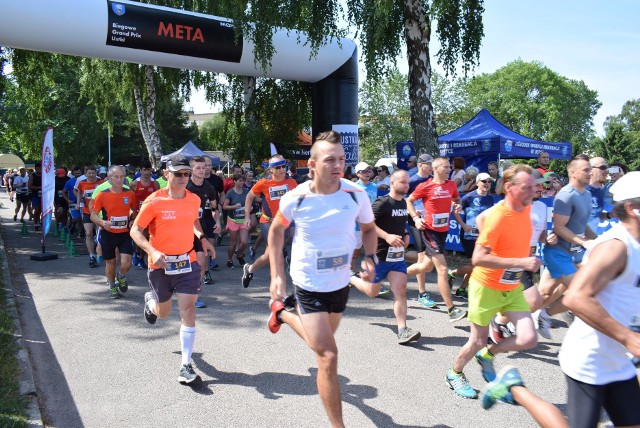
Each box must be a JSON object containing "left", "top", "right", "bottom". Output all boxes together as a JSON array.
[{"left": 269, "top": 159, "right": 286, "bottom": 168}]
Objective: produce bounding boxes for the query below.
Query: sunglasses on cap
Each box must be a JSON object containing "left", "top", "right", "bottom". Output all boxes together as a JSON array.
[
  {"left": 593, "top": 165, "right": 608, "bottom": 170},
  {"left": 170, "top": 171, "right": 191, "bottom": 178}
]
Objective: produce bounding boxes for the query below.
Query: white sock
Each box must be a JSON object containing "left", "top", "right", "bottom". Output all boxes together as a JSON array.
[{"left": 180, "top": 325, "right": 196, "bottom": 366}]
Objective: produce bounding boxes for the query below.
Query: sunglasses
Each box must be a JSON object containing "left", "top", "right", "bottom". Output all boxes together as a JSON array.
[
  {"left": 478, "top": 180, "right": 491, "bottom": 184},
  {"left": 170, "top": 171, "right": 191, "bottom": 178},
  {"left": 272, "top": 165, "right": 286, "bottom": 170},
  {"left": 593, "top": 165, "right": 608, "bottom": 170}
]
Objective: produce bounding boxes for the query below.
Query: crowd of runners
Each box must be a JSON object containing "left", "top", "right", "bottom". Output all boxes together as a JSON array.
[{"left": 4, "top": 141, "right": 639, "bottom": 427}]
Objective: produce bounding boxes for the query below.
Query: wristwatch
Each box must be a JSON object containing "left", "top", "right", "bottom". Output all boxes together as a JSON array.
[{"left": 365, "top": 254, "right": 379, "bottom": 265}]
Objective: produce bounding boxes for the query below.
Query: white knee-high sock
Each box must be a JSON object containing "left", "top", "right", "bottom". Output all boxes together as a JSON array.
[{"left": 180, "top": 325, "right": 196, "bottom": 366}]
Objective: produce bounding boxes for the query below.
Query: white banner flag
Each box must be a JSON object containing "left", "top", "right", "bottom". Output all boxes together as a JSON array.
[{"left": 41, "top": 128, "right": 55, "bottom": 236}]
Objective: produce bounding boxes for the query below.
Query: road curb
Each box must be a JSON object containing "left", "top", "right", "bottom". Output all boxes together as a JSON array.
[{"left": 0, "top": 227, "right": 44, "bottom": 427}]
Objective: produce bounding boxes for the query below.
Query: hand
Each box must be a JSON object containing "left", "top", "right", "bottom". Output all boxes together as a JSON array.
[
  {"left": 270, "top": 275, "right": 287, "bottom": 302},
  {"left": 213, "top": 223, "right": 221, "bottom": 234},
  {"left": 102, "top": 220, "right": 112, "bottom": 231},
  {"left": 150, "top": 249, "right": 167, "bottom": 268},
  {"left": 413, "top": 217, "right": 424, "bottom": 230},
  {"left": 202, "top": 239, "right": 216, "bottom": 259},
  {"left": 463, "top": 224, "right": 472, "bottom": 233},
  {"left": 359, "top": 258, "right": 376, "bottom": 282},
  {"left": 626, "top": 331, "right": 640, "bottom": 359},
  {"left": 546, "top": 232, "right": 558, "bottom": 245},
  {"left": 385, "top": 234, "right": 404, "bottom": 248},
  {"left": 453, "top": 203, "right": 462, "bottom": 214},
  {"left": 521, "top": 256, "right": 542, "bottom": 272}
]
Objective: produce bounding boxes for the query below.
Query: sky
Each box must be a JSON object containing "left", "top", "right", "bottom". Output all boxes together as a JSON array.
[{"left": 185, "top": 0, "right": 640, "bottom": 136}]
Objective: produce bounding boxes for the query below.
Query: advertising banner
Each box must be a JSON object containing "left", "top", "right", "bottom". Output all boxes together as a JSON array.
[
  {"left": 332, "top": 124, "right": 359, "bottom": 168},
  {"left": 41, "top": 128, "right": 55, "bottom": 237}
]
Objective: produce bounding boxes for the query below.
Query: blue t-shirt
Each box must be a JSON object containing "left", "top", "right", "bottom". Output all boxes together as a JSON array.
[
  {"left": 354, "top": 180, "right": 377, "bottom": 232},
  {"left": 548, "top": 184, "right": 592, "bottom": 254},
  {"left": 459, "top": 191, "right": 494, "bottom": 240},
  {"left": 586, "top": 184, "right": 605, "bottom": 234},
  {"left": 408, "top": 174, "right": 431, "bottom": 195},
  {"left": 63, "top": 177, "right": 78, "bottom": 203}
]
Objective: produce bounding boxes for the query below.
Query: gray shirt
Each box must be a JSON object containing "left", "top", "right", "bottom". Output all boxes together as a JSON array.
[
  {"left": 548, "top": 184, "right": 592, "bottom": 253},
  {"left": 225, "top": 187, "right": 250, "bottom": 221}
]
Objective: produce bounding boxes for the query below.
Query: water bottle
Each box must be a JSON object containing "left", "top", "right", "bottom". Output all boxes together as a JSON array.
[{"left": 630, "top": 315, "right": 640, "bottom": 367}]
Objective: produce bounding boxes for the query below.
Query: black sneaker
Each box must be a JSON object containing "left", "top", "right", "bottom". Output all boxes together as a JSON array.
[
  {"left": 143, "top": 292, "right": 157, "bottom": 324},
  {"left": 89, "top": 256, "right": 98, "bottom": 268},
  {"left": 236, "top": 256, "right": 246, "bottom": 266},
  {"left": 203, "top": 271, "right": 213, "bottom": 284},
  {"left": 109, "top": 284, "right": 121, "bottom": 299},
  {"left": 226, "top": 260, "right": 234, "bottom": 269},
  {"left": 178, "top": 363, "right": 197, "bottom": 384},
  {"left": 242, "top": 263, "right": 253, "bottom": 288},
  {"left": 116, "top": 276, "right": 128, "bottom": 293}
]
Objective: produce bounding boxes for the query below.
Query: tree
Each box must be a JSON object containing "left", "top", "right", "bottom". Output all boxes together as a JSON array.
[
  {"left": 463, "top": 60, "right": 601, "bottom": 153},
  {"left": 358, "top": 67, "right": 412, "bottom": 163},
  {"left": 590, "top": 99, "right": 640, "bottom": 171}
]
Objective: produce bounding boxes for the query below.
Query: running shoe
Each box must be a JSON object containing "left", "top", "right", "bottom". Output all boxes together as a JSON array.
[
  {"left": 480, "top": 366, "right": 523, "bottom": 410},
  {"left": 455, "top": 287, "right": 468, "bottom": 300},
  {"left": 132, "top": 253, "right": 140, "bottom": 267},
  {"left": 195, "top": 299, "right": 206, "bottom": 309},
  {"left": 116, "top": 276, "right": 128, "bottom": 293},
  {"left": 89, "top": 255, "right": 98, "bottom": 268},
  {"left": 268, "top": 300, "right": 285, "bottom": 333},
  {"left": 561, "top": 310, "right": 575, "bottom": 327},
  {"left": 475, "top": 350, "right": 496, "bottom": 382},
  {"left": 377, "top": 286, "right": 391, "bottom": 297},
  {"left": 178, "top": 363, "right": 198, "bottom": 384},
  {"left": 282, "top": 293, "right": 297, "bottom": 313},
  {"left": 109, "top": 284, "right": 121, "bottom": 299},
  {"left": 448, "top": 270, "right": 456, "bottom": 289},
  {"left": 13, "top": 214, "right": 17, "bottom": 221},
  {"left": 96, "top": 255, "right": 103, "bottom": 264},
  {"left": 397, "top": 327, "right": 421, "bottom": 345},
  {"left": 446, "top": 370, "right": 477, "bottom": 399},
  {"left": 203, "top": 271, "right": 213, "bottom": 284},
  {"left": 448, "top": 307, "right": 467, "bottom": 322},
  {"left": 532, "top": 309, "right": 552, "bottom": 339},
  {"left": 226, "top": 260, "right": 234, "bottom": 269},
  {"left": 236, "top": 256, "right": 246, "bottom": 266},
  {"left": 143, "top": 292, "right": 157, "bottom": 324},
  {"left": 249, "top": 246, "right": 256, "bottom": 261},
  {"left": 242, "top": 263, "right": 253, "bottom": 288},
  {"left": 488, "top": 318, "right": 514, "bottom": 344},
  {"left": 417, "top": 292, "right": 437, "bottom": 309},
  {"left": 137, "top": 257, "right": 148, "bottom": 269}
]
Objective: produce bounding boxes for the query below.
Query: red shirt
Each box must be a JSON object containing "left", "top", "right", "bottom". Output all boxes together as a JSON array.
[
  {"left": 223, "top": 177, "right": 235, "bottom": 193},
  {"left": 410, "top": 179, "right": 459, "bottom": 231}
]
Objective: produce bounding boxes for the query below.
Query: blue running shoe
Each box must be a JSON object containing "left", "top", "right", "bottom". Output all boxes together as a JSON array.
[
  {"left": 446, "top": 370, "right": 477, "bottom": 399},
  {"left": 480, "top": 366, "right": 523, "bottom": 410},
  {"left": 417, "top": 292, "right": 437, "bottom": 308},
  {"left": 195, "top": 299, "right": 206, "bottom": 309},
  {"left": 475, "top": 350, "right": 496, "bottom": 382},
  {"left": 138, "top": 258, "right": 148, "bottom": 269},
  {"left": 132, "top": 252, "right": 140, "bottom": 267},
  {"left": 249, "top": 246, "right": 256, "bottom": 262},
  {"left": 96, "top": 255, "right": 103, "bottom": 264}
]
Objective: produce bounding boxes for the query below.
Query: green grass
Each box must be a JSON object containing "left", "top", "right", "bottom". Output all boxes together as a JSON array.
[{"left": 0, "top": 270, "right": 29, "bottom": 427}]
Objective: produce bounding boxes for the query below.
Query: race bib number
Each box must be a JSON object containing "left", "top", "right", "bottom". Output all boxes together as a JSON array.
[
  {"left": 69, "top": 204, "right": 78, "bottom": 210},
  {"left": 110, "top": 216, "right": 128, "bottom": 230},
  {"left": 38, "top": 190, "right": 42, "bottom": 197},
  {"left": 164, "top": 253, "right": 192, "bottom": 275},
  {"left": 386, "top": 246, "right": 404, "bottom": 262},
  {"left": 83, "top": 190, "right": 93, "bottom": 199},
  {"left": 79, "top": 202, "right": 85, "bottom": 208},
  {"left": 315, "top": 248, "right": 348, "bottom": 274},
  {"left": 17, "top": 187, "right": 28, "bottom": 194},
  {"left": 432, "top": 213, "right": 449, "bottom": 228},
  {"left": 499, "top": 268, "right": 524, "bottom": 285},
  {"left": 467, "top": 226, "right": 479, "bottom": 238},
  {"left": 530, "top": 245, "right": 538, "bottom": 255},
  {"left": 57, "top": 190, "right": 64, "bottom": 198},
  {"left": 198, "top": 207, "right": 203, "bottom": 219},
  {"left": 234, "top": 207, "right": 245, "bottom": 220},
  {"left": 268, "top": 184, "right": 288, "bottom": 201}
]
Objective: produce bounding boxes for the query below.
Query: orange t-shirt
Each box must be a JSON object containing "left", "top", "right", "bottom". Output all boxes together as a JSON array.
[
  {"left": 92, "top": 189, "right": 135, "bottom": 234},
  {"left": 77, "top": 179, "right": 104, "bottom": 214},
  {"left": 470, "top": 203, "right": 532, "bottom": 291},
  {"left": 133, "top": 188, "right": 200, "bottom": 269},
  {"left": 250, "top": 178, "right": 298, "bottom": 223}
]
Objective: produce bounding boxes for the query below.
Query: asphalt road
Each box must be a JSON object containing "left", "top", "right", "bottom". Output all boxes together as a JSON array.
[{"left": 2, "top": 191, "right": 572, "bottom": 428}]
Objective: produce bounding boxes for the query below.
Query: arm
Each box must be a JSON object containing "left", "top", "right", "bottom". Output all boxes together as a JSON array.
[
  {"left": 406, "top": 194, "right": 425, "bottom": 230},
  {"left": 472, "top": 243, "right": 541, "bottom": 271},
  {"left": 243, "top": 190, "right": 256, "bottom": 229},
  {"left": 495, "top": 177, "right": 504, "bottom": 194},
  {"left": 564, "top": 239, "right": 640, "bottom": 357},
  {"left": 375, "top": 225, "right": 404, "bottom": 248},
  {"left": 130, "top": 224, "right": 167, "bottom": 268},
  {"left": 89, "top": 203, "right": 111, "bottom": 231},
  {"left": 453, "top": 209, "right": 471, "bottom": 233},
  {"left": 359, "top": 221, "right": 378, "bottom": 282},
  {"left": 268, "top": 217, "right": 288, "bottom": 301},
  {"left": 552, "top": 213, "right": 594, "bottom": 250},
  {"left": 194, "top": 220, "right": 216, "bottom": 258}
]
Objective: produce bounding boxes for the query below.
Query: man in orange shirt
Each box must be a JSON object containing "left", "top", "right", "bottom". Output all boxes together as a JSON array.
[
  {"left": 74, "top": 165, "right": 104, "bottom": 267},
  {"left": 446, "top": 164, "right": 541, "bottom": 399},
  {"left": 241, "top": 154, "right": 297, "bottom": 288},
  {"left": 91, "top": 165, "right": 136, "bottom": 299},
  {"left": 130, "top": 154, "right": 215, "bottom": 384}
]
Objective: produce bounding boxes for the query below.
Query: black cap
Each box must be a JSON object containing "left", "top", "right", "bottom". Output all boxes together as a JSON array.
[{"left": 167, "top": 154, "right": 191, "bottom": 172}]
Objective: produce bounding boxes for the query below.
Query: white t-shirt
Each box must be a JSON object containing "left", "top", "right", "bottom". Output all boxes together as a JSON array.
[
  {"left": 559, "top": 223, "right": 640, "bottom": 385},
  {"left": 278, "top": 179, "right": 375, "bottom": 292},
  {"left": 530, "top": 200, "right": 548, "bottom": 246},
  {"left": 13, "top": 175, "right": 29, "bottom": 194},
  {"left": 451, "top": 169, "right": 466, "bottom": 192}
]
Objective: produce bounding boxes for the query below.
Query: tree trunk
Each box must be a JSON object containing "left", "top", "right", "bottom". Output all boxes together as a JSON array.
[
  {"left": 243, "top": 76, "right": 258, "bottom": 167},
  {"left": 144, "top": 65, "right": 162, "bottom": 168},
  {"left": 403, "top": 0, "right": 438, "bottom": 155}
]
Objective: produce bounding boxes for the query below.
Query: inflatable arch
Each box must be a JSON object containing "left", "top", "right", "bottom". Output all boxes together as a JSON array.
[{"left": 0, "top": 0, "right": 359, "bottom": 164}]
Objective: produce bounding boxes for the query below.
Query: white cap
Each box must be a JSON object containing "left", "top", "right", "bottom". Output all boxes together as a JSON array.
[
  {"left": 476, "top": 172, "right": 494, "bottom": 183},
  {"left": 610, "top": 171, "right": 640, "bottom": 202},
  {"left": 98, "top": 166, "right": 107, "bottom": 174},
  {"left": 355, "top": 162, "right": 371, "bottom": 173}
]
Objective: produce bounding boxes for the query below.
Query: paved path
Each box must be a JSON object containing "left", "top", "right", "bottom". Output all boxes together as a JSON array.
[{"left": 1, "top": 191, "right": 571, "bottom": 427}]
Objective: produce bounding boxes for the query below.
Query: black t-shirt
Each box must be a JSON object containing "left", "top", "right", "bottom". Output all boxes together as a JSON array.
[
  {"left": 372, "top": 195, "right": 408, "bottom": 259},
  {"left": 187, "top": 179, "right": 218, "bottom": 219},
  {"left": 205, "top": 174, "right": 224, "bottom": 199},
  {"left": 54, "top": 176, "right": 70, "bottom": 203}
]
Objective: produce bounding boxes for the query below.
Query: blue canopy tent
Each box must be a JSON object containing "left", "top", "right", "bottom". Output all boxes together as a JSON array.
[
  {"left": 437, "top": 109, "right": 572, "bottom": 171},
  {"left": 161, "top": 141, "right": 220, "bottom": 168}
]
